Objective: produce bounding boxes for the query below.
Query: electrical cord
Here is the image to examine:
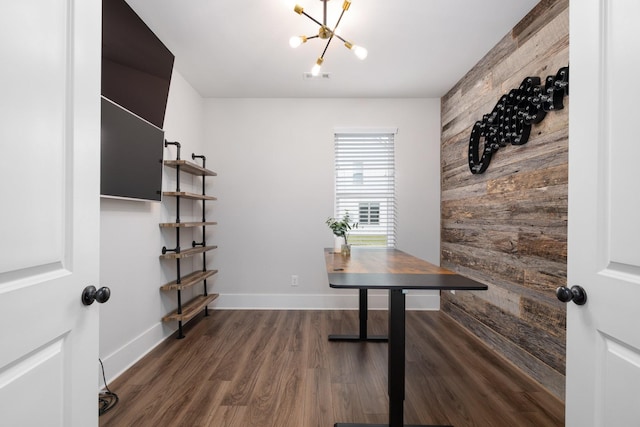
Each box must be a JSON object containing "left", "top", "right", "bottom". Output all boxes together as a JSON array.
[{"left": 99, "top": 358, "right": 119, "bottom": 416}]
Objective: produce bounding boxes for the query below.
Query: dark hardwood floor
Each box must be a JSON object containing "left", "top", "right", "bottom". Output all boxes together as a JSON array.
[{"left": 99, "top": 310, "right": 564, "bottom": 427}]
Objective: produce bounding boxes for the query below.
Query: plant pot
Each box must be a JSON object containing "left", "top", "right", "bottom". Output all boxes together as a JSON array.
[{"left": 334, "top": 236, "right": 345, "bottom": 253}]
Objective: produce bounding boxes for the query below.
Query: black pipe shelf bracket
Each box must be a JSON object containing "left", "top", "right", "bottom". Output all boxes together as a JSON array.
[
  {"left": 191, "top": 153, "right": 210, "bottom": 313},
  {"left": 164, "top": 140, "right": 181, "bottom": 160},
  {"left": 468, "top": 65, "right": 569, "bottom": 175},
  {"left": 159, "top": 147, "right": 219, "bottom": 339}
]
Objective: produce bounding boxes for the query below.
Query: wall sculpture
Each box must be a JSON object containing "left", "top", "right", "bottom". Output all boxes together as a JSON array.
[{"left": 468, "top": 66, "right": 569, "bottom": 174}]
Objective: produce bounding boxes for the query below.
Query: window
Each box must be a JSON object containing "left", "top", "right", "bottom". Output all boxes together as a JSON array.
[
  {"left": 334, "top": 131, "right": 396, "bottom": 247},
  {"left": 359, "top": 202, "right": 380, "bottom": 225}
]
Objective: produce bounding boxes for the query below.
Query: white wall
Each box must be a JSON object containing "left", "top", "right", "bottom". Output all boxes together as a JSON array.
[
  {"left": 99, "top": 70, "right": 206, "bottom": 382},
  {"left": 203, "top": 98, "right": 441, "bottom": 310}
]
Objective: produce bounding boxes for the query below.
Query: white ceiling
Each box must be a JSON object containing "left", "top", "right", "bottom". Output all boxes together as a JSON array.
[{"left": 125, "top": 0, "right": 540, "bottom": 99}]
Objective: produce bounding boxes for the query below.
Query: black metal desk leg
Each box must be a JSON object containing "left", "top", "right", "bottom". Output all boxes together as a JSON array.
[
  {"left": 388, "top": 289, "right": 406, "bottom": 427},
  {"left": 329, "top": 289, "right": 388, "bottom": 342},
  {"left": 359, "top": 288, "right": 368, "bottom": 338}
]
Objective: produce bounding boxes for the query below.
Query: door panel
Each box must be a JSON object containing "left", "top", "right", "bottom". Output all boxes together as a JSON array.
[
  {"left": 0, "top": 337, "right": 65, "bottom": 426},
  {"left": 0, "top": 0, "right": 67, "bottom": 275},
  {"left": 607, "top": 0, "right": 640, "bottom": 267},
  {"left": 567, "top": 0, "right": 640, "bottom": 425},
  {"left": 0, "top": 1, "right": 101, "bottom": 426},
  {"left": 597, "top": 334, "right": 640, "bottom": 426}
]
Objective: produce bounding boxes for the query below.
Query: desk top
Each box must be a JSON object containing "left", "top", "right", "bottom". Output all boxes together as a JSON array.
[{"left": 325, "top": 247, "right": 488, "bottom": 291}]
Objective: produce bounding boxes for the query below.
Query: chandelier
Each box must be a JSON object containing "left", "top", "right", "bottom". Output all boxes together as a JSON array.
[{"left": 289, "top": 0, "right": 368, "bottom": 76}]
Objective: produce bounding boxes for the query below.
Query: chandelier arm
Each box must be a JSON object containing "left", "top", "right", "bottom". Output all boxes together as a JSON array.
[
  {"left": 301, "top": 11, "right": 324, "bottom": 28},
  {"left": 330, "top": 8, "right": 348, "bottom": 40},
  {"left": 320, "top": 7, "right": 347, "bottom": 59},
  {"left": 333, "top": 33, "right": 347, "bottom": 44},
  {"left": 320, "top": 39, "right": 332, "bottom": 60}
]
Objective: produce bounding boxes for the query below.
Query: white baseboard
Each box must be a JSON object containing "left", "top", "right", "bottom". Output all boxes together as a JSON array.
[
  {"left": 100, "top": 321, "right": 168, "bottom": 387},
  {"left": 99, "top": 291, "right": 440, "bottom": 386}
]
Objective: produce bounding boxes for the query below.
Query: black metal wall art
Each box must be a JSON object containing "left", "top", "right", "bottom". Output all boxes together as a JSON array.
[{"left": 468, "top": 65, "right": 569, "bottom": 174}]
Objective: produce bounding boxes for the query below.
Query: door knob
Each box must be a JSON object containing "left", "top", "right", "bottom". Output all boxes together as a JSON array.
[
  {"left": 81, "top": 286, "right": 111, "bottom": 306},
  {"left": 556, "top": 285, "right": 587, "bottom": 305}
]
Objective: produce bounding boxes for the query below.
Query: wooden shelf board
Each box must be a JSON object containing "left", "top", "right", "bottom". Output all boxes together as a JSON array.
[
  {"left": 159, "top": 245, "right": 218, "bottom": 260},
  {"left": 159, "top": 221, "right": 217, "bottom": 228},
  {"left": 160, "top": 269, "right": 219, "bottom": 291},
  {"left": 164, "top": 160, "right": 217, "bottom": 176},
  {"left": 162, "top": 191, "right": 217, "bottom": 201},
  {"left": 162, "top": 294, "right": 219, "bottom": 323}
]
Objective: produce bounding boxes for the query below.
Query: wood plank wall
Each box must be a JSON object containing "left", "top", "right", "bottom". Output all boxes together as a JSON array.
[{"left": 439, "top": 0, "right": 569, "bottom": 400}]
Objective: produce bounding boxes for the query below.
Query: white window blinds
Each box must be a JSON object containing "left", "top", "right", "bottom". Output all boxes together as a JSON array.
[{"left": 334, "top": 132, "right": 396, "bottom": 247}]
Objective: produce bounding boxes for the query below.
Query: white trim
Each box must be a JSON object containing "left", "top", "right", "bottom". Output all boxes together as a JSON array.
[{"left": 99, "top": 321, "right": 167, "bottom": 387}]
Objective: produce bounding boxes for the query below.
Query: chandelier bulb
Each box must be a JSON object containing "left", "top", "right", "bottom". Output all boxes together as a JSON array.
[
  {"left": 344, "top": 41, "right": 368, "bottom": 60},
  {"left": 289, "top": 36, "right": 307, "bottom": 48},
  {"left": 311, "top": 57, "right": 324, "bottom": 76},
  {"left": 354, "top": 45, "right": 368, "bottom": 60}
]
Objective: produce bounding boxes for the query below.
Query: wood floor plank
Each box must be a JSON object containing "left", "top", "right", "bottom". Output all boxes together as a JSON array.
[
  {"left": 331, "top": 382, "right": 366, "bottom": 424},
  {"left": 181, "top": 379, "right": 230, "bottom": 427},
  {"left": 305, "top": 310, "right": 330, "bottom": 369},
  {"left": 270, "top": 350, "right": 305, "bottom": 427},
  {"left": 356, "top": 343, "right": 388, "bottom": 416},
  {"left": 207, "top": 405, "right": 248, "bottom": 427},
  {"left": 99, "top": 310, "right": 564, "bottom": 427},
  {"left": 247, "top": 343, "right": 297, "bottom": 426},
  {"left": 303, "top": 367, "right": 334, "bottom": 427}
]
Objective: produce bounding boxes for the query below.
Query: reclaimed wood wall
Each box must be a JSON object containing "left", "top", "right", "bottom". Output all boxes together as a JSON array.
[{"left": 440, "top": 0, "right": 569, "bottom": 400}]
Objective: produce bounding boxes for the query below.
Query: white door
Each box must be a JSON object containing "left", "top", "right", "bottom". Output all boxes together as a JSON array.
[
  {"left": 567, "top": 0, "right": 640, "bottom": 425},
  {"left": 0, "top": 1, "right": 101, "bottom": 426}
]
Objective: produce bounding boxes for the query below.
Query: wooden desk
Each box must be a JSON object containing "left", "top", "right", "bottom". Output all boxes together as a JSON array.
[{"left": 324, "top": 248, "right": 488, "bottom": 427}]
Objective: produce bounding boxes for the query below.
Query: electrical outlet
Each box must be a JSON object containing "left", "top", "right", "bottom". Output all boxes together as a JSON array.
[{"left": 291, "top": 275, "right": 299, "bottom": 287}]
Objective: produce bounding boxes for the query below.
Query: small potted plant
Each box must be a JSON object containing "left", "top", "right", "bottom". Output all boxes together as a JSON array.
[{"left": 326, "top": 211, "right": 358, "bottom": 255}]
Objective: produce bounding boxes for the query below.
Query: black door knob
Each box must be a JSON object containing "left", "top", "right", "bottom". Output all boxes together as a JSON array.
[
  {"left": 556, "top": 285, "right": 587, "bottom": 305},
  {"left": 81, "top": 286, "right": 111, "bottom": 306}
]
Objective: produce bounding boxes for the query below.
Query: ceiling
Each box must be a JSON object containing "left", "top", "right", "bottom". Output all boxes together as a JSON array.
[{"left": 125, "top": 0, "right": 540, "bottom": 99}]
